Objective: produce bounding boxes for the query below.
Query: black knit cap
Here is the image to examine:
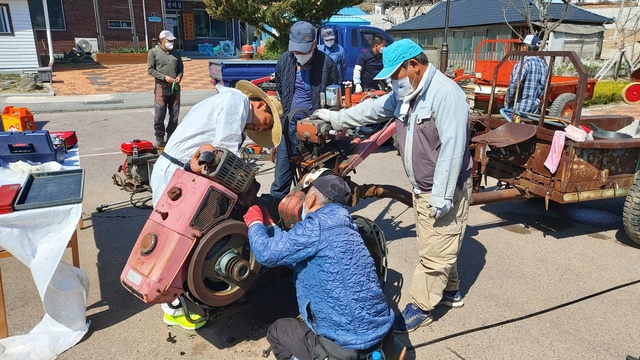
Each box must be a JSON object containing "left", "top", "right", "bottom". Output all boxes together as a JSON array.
[{"left": 311, "top": 175, "right": 351, "bottom": 206}]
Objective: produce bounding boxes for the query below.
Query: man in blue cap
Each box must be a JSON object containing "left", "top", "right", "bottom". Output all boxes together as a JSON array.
[
  {"left": 313, "top": 39, "right": 472, "bottom": 333},
  {"left": 504, "top": 34, "right": 548, "bottom": 115},
  {"left": 268, "top": 21, "right": 339, "bottom": 205},
  {"left": 244, "top": 175, "right": 395, "bottom": 359}
]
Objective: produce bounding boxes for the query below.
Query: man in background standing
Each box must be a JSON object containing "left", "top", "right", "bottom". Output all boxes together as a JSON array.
[
  {"left": 148, "top": 30, "right": 183, "bottom": 148},
  {"left": 353, "top": 34, "right": 387, "bottom": 93},
  {"left": 318, "top": 27, "right": 347, "bottom": 83}
]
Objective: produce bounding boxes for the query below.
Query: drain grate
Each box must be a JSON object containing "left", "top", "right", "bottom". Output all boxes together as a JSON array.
[{"left": 83, "top": 100, "right": 125, "bottom": 105}]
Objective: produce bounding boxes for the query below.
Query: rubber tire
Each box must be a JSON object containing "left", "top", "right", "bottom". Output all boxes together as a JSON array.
[
  {"left": 548, "top": 93, "right": 576, "bottom": 117},
  {"left": 621, "top": 82, "right": 640, "bottom": 104},
  {"left": 623, "top": 176, "right": 640, "bottom": 245}
]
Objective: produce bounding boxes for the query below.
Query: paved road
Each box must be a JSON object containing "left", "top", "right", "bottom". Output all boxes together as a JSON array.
[{"left": 1, "top": 107, "right": 638, "bottom": 359}]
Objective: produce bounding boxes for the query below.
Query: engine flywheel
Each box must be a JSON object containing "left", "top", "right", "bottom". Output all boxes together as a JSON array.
[{"left": 186, "top": 220, "right": 261, "bottom": 307}]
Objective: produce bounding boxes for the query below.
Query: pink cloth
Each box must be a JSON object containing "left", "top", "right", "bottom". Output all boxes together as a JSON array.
[{"left": 544, "top": 130, "right": 566, "bottom": 173}]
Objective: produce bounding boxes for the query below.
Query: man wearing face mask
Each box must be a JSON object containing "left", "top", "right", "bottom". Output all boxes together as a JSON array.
[
  {"left": 267, "top": 21, "right": 339, "bottom": 204},
  {"left": 312, "top": 39, "right": 473, "bottom": 334},
  {"left": 148, "top": 30, "right": 183, "bottom": 148},
  {"left": 318, "top": 27, "right": 347, "bottom": 83},
  {"left": 353, "top": 34, "right": 387, "bottom": 94},
  {"left": 244, "top": 175, "right": 396, "bottom": 360}
]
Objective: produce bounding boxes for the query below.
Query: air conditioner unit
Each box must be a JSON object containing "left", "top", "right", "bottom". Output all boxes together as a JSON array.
[
  {"left": 219, "top": 40, "right": 235, "bottom": 57},
  {"left": 75, "top": 37, "right": 99, "bottom": 54}
]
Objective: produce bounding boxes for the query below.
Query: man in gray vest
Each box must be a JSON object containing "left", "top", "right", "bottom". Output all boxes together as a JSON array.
[
  {"left": 148, "top": 30, "right": 183, "bottom": 148},
  {"left": 313, "top": 39, "right": 472, "bottom": 334}
]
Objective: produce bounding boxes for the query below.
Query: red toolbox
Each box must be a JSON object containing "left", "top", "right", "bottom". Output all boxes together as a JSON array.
[
  {"left": 49, "top": 131, "right": 78, "bottom": 150},
  {"left": 0, "top": 184, "right": 21, "bottom": 215}
]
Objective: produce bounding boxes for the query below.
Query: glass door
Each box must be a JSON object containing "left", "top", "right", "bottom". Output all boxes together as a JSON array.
[{"left": 165, "top": 12, "right": 183, "bottom": 50}]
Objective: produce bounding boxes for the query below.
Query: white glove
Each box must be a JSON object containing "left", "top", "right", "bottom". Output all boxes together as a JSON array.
[
  {"left": 429, "top": 199, "right": 452, "bottom": 220},
  {"left": 354, "top": 84, "right": 363, "bottom": 94},
  {"left": 312, "top": 108, "right": 332, "bottom": 122}
]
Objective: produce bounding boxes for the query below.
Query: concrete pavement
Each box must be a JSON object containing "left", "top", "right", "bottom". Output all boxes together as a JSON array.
[{"left": 1, "top": 107, "right": 635, "bottom": 360}]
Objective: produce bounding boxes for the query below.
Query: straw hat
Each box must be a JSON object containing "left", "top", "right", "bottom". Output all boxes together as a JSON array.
[{"left": 235, "top": 80, "right": 283, "bottom": 148}]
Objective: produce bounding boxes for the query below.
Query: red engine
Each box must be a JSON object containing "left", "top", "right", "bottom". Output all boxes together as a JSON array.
[{"left": 113, "top": 139, "right": 158, "bottom": 191}]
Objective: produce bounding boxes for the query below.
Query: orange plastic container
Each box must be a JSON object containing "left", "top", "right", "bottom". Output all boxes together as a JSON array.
[{"left": 2, "top": 106, "right": 36, "bottom": 132}]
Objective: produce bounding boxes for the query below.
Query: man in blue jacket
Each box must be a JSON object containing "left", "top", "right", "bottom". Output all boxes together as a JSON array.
[
  {"left": 269, "top": 21, "right": 340, "bottom": 202},
  {"left": 244, "top": 175, "right": 394, "bottom": 360}
]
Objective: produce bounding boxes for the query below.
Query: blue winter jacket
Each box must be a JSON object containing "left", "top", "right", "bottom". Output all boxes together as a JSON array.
[{"left": 248, "top": 203, "right": 394, "bottom": 350}]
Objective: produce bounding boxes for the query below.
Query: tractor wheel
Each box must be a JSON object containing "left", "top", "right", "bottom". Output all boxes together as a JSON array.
[
  {"left": 548, "top": 93, "right": 576, "bottom": 117},
  {"left": 352, "top": 215, "right": 388, "bottom": 288},
  {"left": 623, "top": 176, "right": 640, "bottom": 245},
  {"left": 621, "top": 82, "right": 640, "bottom": 104}
]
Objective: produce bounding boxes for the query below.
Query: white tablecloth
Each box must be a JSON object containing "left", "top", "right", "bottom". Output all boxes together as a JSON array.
[{"left": 0, "top": 148, "right": 90, "bottom": 359}]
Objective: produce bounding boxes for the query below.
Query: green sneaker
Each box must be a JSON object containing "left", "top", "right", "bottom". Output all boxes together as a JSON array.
[{"left": 163, "top": 313, "right": 206, "bottom": 330}]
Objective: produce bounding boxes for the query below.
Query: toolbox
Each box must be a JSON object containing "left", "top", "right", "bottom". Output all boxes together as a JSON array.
[
  {"left": 0, "top": 130, "right": 66, "bottom": 164},
  {"left": 121, "top": 139, "right": 155, "bottom": 156},
  {"left": 14, "top": 169, "right": 84, "bottom": 211},
  {"left": 0, "top": 184, "right": 21, "bottom": 214},
  {"left": 2, "top": 106, "right": 36, "bottom": 132},
  {"left": 49, "top": 131, "right": 78, "bottom": 150}
]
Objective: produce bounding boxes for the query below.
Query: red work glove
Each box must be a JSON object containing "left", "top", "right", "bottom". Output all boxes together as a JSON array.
[
  {"left": 243, "top": 205, "right": 263, "bottom": 228},
  {"left": 260, "top": 205, "right": 275, "bottom": 227}
]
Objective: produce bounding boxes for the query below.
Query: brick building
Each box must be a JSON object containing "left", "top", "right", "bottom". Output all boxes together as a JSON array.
[{"left": 27, "top": 0, "right": 249, "bottom": 63}]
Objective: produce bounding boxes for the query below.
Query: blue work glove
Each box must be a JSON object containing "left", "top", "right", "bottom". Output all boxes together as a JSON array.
[{"left": 429, "top": 199, "right": 452, "bottom": 220}]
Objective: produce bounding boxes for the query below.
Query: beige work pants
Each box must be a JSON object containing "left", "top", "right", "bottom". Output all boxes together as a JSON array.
[{"left": 410, "top": 177, "right": 472, "bottom": 311}]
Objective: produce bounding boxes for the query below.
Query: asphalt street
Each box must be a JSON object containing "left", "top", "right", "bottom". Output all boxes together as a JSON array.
[{"left": 0, "top": 99, "right": 639, "bottom": 359}]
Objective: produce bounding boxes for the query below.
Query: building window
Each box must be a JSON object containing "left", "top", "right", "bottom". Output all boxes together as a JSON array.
[
  {"left": 0, "top": 4, "right": 13, "bottom": 35},
  {"left": 108, "top": 20, "right": 132, "bottom": 29},
  {"left": 28, "top": 0, "right": 65, "bottom": 30},
  {"left": 193, "top": 9, "right": 227, "bottom": 38}
]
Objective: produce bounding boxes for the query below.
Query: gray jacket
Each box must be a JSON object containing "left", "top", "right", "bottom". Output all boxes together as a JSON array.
[{"left": 327, "top": 64, "right": 471, "bottom": 207}]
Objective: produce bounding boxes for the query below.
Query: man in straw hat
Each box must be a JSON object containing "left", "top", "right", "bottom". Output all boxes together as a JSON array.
[
  {"left": 149, "top": 80, "right": 282, "bottom": 209},
  {"left": 313, "top": 39, "right": 472, "bottom": 334}
]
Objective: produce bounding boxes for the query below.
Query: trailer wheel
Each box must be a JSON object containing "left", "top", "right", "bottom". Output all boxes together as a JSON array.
[
  {"left": 623, "top": 176, "right": 640, "bottom": 245},
  {"left": 621, "top": 82, "right": 640, "bottom": 104},
  {"left": 548, "top": 93, "right": 576, "bottom": 117}
]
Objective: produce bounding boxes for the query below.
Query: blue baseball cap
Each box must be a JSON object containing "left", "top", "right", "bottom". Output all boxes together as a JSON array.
[
  {"left": 289, "top": 21, "right": 316, "bottom": 53},
  {"left": 374, "top": 39, "right": 424, "bottom": 80}
]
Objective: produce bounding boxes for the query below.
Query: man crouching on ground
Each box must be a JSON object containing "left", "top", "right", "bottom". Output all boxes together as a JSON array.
[{"left": 243, "top": 175, "right": 394, "bottom": 360}]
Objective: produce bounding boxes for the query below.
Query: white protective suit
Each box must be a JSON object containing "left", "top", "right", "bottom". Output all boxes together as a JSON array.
[{"left": 150, "top": 85, "right": 250, "bottom": 206}]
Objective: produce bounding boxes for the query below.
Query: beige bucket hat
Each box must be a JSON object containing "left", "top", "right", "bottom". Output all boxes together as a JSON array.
[{"left": 235, "top": 80, "right": 283, "bottom": 148}]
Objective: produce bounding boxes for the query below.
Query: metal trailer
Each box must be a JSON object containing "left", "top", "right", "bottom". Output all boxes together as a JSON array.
[{"left": 468, "top": 50, "right": 640, "bottom": 245}]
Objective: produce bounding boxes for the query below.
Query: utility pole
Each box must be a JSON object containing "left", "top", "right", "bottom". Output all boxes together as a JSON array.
[{"left": 439, "top": 0, "right": 451, "bottom": 73}]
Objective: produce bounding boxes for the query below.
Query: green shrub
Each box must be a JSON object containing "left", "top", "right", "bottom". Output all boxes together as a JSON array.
[
  {"left": 584, "top": 80, "right": 629, "bottom": 106},
  {"left": 253, "top": 38, "right": 284, "bottom": 60},
  {"left": 109, "top": 47, "right": 136, "bottom": 53}
]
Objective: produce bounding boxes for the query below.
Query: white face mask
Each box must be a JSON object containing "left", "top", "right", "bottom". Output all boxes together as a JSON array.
[
  {"left": 164, "top": 41, "right": 174, "bottom": 51},
  {"left": 301, "top": 203, "right": 308, "bottom": 220},
  {"left": 295, "top": 52, "right": 313, "bottom": 66},
  {"left": 324, "top": 40, "right": 335, "bottom": 48},
  {"left": 392, "top": 64, "right": 415, "bottom": 100}
]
